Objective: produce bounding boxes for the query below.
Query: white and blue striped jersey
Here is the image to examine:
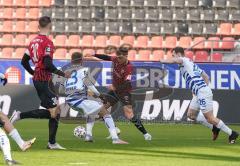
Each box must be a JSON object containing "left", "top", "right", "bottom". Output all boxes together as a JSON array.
[
  {"left": 64, "top": 66, "right": 89, "bottom": 95},
  {"left": 179, "top": 57, "right": 207, "bottom": 95}
]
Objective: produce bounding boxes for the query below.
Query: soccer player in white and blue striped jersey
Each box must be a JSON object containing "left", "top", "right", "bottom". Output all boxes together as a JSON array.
[
  {"left": 160, "top": 47, "right": 238, "bottom": 144},
  {"left": 0, "top": 73, "right": 36, "bottom": 165}
]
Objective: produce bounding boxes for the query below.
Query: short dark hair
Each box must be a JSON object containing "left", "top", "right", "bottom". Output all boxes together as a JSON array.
[
  {"left": 71, "top": 52, "right": 83, "bottom": 64},
  {"left": 172, "top": 47, "right": 184, "bottom": 55},
  {"left": 117, "top": 46, "right": 128, "bottom": 56},
  {"left": 39, "top": 16, "right": 51, "bottom": 28}
]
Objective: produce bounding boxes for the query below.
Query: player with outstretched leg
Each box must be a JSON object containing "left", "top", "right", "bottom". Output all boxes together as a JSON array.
[
  {"left": 160, "top": 47, "right": 238, "bottom": 144},
  {"left": 62, "top": 52, "right": 128, "bottom": 144},
  {"left": 0, "top": 73, "right": 36, "bottom": 165},
  {"left": 84, "top": 46, "right": 152, "bottom": 141}
]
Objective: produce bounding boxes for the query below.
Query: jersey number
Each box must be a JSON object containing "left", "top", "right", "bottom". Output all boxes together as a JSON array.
[
  {"left": 66, "top": 70, "right": 78, "bottom": 87},
  {"left": 31, "top": 43, "right": 39, "bottom": 63}
]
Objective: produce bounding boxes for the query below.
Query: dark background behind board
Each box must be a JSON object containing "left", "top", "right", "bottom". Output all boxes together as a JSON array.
[{"left": 0, "top": 85, "right": 240, "bottom": 124}]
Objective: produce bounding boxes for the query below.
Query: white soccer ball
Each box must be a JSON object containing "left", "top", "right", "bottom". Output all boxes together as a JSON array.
[{"left": 73, "top": 126, "right": 86, "bottom": 139}]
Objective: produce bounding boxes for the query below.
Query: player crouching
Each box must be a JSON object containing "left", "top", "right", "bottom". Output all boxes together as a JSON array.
[
  {"left": 0, "top": 73, "right": 36, "bottom": 165},
  {"left": 63, "top": 53, "right": 128, "bottom": 144}
]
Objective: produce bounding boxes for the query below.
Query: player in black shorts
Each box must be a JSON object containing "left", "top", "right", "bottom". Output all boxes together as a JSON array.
[
  {"left": 85, "top": 46, "right": 152, "bottom": 141},
  {"left": 10, "top": 16, "right": 70, "bottom": 149}
]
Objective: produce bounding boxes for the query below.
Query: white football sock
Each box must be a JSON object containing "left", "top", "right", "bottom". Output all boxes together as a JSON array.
[
  {"left": 86, "top": 116, "right": 95, "bottom": 137},
  {"left": 216, "top": 120, "right": 232, "bottom": 136},
  {"left": 9, "top": 129, "right": 25, "bottom": 148},
  {"left": 103, "top": 114, "right": 118, "bottom": 140},
  {"left": 0, "top": 129, "right": 12, "bottom": 160},
  {"left": 196, "top": 112, "right": 213, "bottom": 129}
]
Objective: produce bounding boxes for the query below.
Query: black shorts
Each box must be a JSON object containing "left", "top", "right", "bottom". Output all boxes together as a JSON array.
[
  {"left": 104, "top": 90, "right": 132, "bottom": 106},
  {"left": 33, "top": 80, "right": 58, "bottom": 109}
]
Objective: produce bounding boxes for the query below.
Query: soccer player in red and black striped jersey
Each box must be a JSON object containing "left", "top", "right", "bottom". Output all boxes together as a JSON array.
[
  {"left": 10, "top": 16, "right": 70, "bottom": 149},
  {"left": 86, "top": 47, "right": 152, "bottom": 141}
]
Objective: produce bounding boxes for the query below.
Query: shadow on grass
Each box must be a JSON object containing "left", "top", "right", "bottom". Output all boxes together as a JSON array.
[{"left": 68, "top": 148, "right": 240, "bottom": 162}]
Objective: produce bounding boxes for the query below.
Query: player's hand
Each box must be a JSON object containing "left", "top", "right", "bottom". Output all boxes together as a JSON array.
[
  {"left": 1, "top": 78, "right": 7, "bottom": 86},
  {"left": 108, "top": 85, "right": 116, "bottom": 91},
  {"left": 64, "top": 71, "right": 71, "bottom": 78}
]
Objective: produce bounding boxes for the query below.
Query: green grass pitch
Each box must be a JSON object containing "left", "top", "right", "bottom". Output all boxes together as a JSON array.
[{"left": 2, "top": 120, "right": 240, "bottom": 166}]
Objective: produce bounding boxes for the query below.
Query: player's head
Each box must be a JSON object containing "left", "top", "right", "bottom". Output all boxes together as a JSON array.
[
  {"left": 172, "top": 47, "right": 185, "bottom": 58},
  {"left": 116, "top": 46, "right": 129, "bottom": 63},
  {"left": 71, "top": 52, "right": 83, "bottom": 65},
  {"left": 38, "top": 16, "right": 52, "bottom": 35}
]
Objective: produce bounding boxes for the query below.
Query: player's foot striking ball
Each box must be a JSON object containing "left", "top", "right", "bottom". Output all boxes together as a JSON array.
[
  {"left": 13, "top": 16, "right": 70, "bottom": 149},
  {"left": 85, "top": 46, "right": 152, "bottom": 141},
  {"left": 160, "top": 47, "right": 238, "bottom": 144},
  {"left": 55, "top": 52, "right": 128, "bottom": 144}
]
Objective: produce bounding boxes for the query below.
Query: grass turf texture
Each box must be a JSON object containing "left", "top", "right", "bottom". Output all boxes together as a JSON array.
[{"left": 2, "top": 120, "right": 240, "bottom": 166}]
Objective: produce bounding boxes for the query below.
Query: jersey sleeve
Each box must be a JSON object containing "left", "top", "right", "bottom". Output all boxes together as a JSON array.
[
  {"left": 25, "top": 48, "right": 30, "bottom": 56},
  {"left": 125, "top": 64, "right": 133, "bottom": 80},
  {"left": 44, "top": 41, "right": 54, "bottom": 58}
]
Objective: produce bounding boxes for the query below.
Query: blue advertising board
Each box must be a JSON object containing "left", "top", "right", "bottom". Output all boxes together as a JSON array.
[{"left": 0, "top": 60, "right": 240, "bottom": 90}]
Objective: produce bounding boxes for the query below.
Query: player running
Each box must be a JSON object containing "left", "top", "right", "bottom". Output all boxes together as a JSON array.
[
  {"left": 61, "top": 52, "right": 128, "bottom": 144},
  {"left": 85, "top": 46, "right": 152, "bottom": 141},
  {"left": 0, "top": 73, "right": 36, "bottom": 165},
  {"left": 10, "top": 16, "right": 69, "bottom": 150},
  {"left": 160, "top": 47, "right": 238, "bottom": 144}
]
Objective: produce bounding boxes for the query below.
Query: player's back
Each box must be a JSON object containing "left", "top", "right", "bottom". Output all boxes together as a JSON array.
[
  {"left": 179, "top": 57, "right": 207, "bottom": 95},
  {"left": 65, "top": 65, "right": 88, "bottom": 96},
  {"left": 27, "top": 34, "right": 54, "bottom": 81}
]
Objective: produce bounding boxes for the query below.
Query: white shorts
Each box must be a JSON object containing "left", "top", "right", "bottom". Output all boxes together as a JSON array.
[
  {"left": 189, "top": 87, "right": 213, "bottom": 113},
  {"left": 66, "top": 97, "right": 103, "bottom": 116}
]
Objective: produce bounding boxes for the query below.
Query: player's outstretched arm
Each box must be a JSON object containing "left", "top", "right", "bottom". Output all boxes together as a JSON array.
[
  {"left": 84, "top": 53, "right": 112, "bottom": 61},
  {"left": 160, "top": 58, "right": 183, "bottom": 64},
  {"left": 201, "top": 71, "right": 210, "bottom": 85},
  {"left": 83, "top": 76, "right": 100, "bottom": 97},
  {"left": 21, "top": 54, "right": 34, "bottom": 75},
  {"left": 43, "top": 56, "right": 70, "bottom": 78}
]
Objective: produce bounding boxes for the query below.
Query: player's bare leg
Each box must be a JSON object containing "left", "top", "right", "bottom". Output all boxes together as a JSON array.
[
  {"left": 0, "top": 128, "right": 21, "bottom": 165},
  {"left": 48, "top": 106, "right": 61, "bottom": 118},
  {"left": 0, "top": 112, "right": 36, "bottom": 151},
  {"left": 187, "top": 108, "right": 220, "bottom": 141},
  {"left": 203, "top": 111, "right": 238, "bottom": 144},
  {"left": 98, "top": 107, "right": 128, "bottom": 144},
  {"left": 123, "top": 105, "right": 152, "bottom": 141}
]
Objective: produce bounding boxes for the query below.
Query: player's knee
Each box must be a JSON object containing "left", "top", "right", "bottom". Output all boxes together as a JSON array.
[
  {"left": 205, "top": 115, "right": 216, "bottom": 125},
  {"left": 124, "top": 110, "right": 133, "bottom": 120},
  {"left": 187, "top": 110, "right": 197, "bottom": 121},
  {"left": 0, "top": 113, "right": 9, "bottom": 124}
]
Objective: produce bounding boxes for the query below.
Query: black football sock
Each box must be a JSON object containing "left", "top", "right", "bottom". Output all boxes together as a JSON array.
[
  {"left": 20, "top": 109, "right": 51, "bottom": 119},
  {"left": 48, "top": 114, "right": 59, "bottom": 144},
  {"left": 130, "top": 116, "right": 147, "bottom": 135}
]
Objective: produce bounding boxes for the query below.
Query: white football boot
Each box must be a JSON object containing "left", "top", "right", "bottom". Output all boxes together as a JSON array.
[
  {"left": 47, "top": 142, "right": 66, "bottom": 150},
  {"left": 144, "top": 133, "right": 152, "bottom": 141},
  {"left": 112, "top": 139, "right": 129, "bottom": 144},
  {"left": 21, "top": 137, "right": 36, "bottom": 151}
]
